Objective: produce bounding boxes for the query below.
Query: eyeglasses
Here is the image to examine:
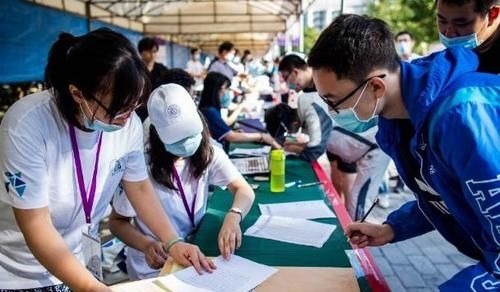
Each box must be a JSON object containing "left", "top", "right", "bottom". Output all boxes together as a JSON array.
[
  {"left": 90, "top": 97, "right": 142, "bottom": 121},
  {"left": 320, "top": 74, "right": 386, "bottom": 113},
  {"left": 281, "top": 71, "right": 293, "bottom": 83}
]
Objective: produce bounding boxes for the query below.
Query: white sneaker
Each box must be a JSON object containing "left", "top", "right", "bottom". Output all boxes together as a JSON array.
[{"left": 377, "top": 195, "right": 391, "bottom": 209}]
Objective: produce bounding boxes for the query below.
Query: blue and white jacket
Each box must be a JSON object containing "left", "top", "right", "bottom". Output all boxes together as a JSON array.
[{"left": 378, "top": 48, "right": 500, "bottom": 291}]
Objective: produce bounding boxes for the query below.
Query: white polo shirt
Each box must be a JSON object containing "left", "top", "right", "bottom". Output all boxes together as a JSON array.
[
  {"left": 113, "top": 145, "right": 242, "bottom": 280},
  {"left": 0, "top": 90, "right": 148, "bottom": 289}
]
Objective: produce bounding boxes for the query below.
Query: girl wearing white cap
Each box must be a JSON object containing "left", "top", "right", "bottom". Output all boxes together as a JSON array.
[
  {"left": 109, "top": 84, "right": 255, "bottom": 280},
  {"left": 0, "top": 29, "right": 213, "bottom": 292}
]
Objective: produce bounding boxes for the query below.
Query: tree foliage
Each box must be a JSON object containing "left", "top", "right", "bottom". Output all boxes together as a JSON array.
[
  {"left": 303, "top": 26, "right": 321, "bottom": 55},
  {"left": 366, "top": 0, "right": 438, "bottom": 54}
]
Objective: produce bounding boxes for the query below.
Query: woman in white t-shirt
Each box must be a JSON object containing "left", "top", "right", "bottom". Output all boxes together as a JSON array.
[
  {"left": 0, "top": 29, "right": 214, "bottom": 292},
  {"left": 109, "top": 84, "right": 255, "bottom": 280}
]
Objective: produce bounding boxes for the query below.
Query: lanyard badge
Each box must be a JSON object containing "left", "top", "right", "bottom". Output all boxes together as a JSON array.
[
  {"left": 69, "top": 126, "right": 104, "bottom": 280},
  {"left": 172, "top": 167, "right": 197, "bottom": 229}
]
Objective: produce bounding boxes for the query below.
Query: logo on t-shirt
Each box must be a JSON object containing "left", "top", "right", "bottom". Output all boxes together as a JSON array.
[
  {"left": 4, "top": 171, "right": 26, "bottom": 197},
  {"left": 110, "top": 158, "right": 126, "bottom": 176}
]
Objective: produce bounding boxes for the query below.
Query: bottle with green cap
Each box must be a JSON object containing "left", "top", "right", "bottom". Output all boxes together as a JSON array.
[{"left": 270, "top": 149, "right": 285, "bottom": 192}]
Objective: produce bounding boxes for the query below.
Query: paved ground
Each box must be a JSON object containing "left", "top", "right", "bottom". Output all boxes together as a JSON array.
[
  {"left": 317, "top": 155, "right": 477, "bottom": 291},
  {"left": 368, "top": 191, "right": 476, "bottom": 292}
]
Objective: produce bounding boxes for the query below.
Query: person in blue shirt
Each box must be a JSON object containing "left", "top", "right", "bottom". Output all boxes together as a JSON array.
[
  {"left": 308, "top": 14, "right": 499, "bottom": 291},
  {"left": 198, "top": 72, "right": 280, "bottom": 149}
]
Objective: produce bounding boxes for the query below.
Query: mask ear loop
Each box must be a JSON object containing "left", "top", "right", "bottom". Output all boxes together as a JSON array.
[{"left": 351, "top": 82, "right": 369, "bottom": 111}]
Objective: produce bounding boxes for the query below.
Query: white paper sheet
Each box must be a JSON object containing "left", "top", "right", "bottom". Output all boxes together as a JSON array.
[
  {"left": 156, "top": 255, "right": 277, "bottom": 292},
  {"left": 229, "top": 146, "right": 271, "bottom": 157},
  {"left": 258, "top": 200, "right": 336, "bottom": 219},
  {"left": 244, "top": 215, "right": 336, "bottom": 248},
  {"left": 111, "top": 279, "right": 167, "bottom": 292}
]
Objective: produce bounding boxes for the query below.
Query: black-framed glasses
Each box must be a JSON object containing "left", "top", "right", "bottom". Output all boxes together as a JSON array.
[
  {"left": 321, "top": 74, "right": 386, "bottom": 113},
  {"left": 90, "top": 97, "right": 142, "bottom": 121}
]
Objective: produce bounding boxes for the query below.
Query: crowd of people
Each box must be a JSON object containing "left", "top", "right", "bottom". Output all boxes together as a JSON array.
[{"left": 0, "top": 0, "right": 498, "bottom": 291}]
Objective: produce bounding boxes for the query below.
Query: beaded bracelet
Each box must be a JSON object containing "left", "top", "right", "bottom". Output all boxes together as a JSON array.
[{"left": 162, "top": 237, "right": 185, "bottom": 254}]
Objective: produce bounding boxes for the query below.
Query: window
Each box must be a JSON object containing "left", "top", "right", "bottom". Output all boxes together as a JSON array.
[{"left": 313, "top": 10, "right": 326, "bottom": 30}]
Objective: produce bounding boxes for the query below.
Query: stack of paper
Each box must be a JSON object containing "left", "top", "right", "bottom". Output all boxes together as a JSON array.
[
  {"left": 229, "top": 146, "right": 271, "bottom": 157},
  {"left": 258, "top": 200, "right": 336, "bottom": 219},
  {"left": 155, "top": 255, "right": 277, "bottom": 292},
  {"left": 244, "top": 215, "right": 337, "bottom": 248}
]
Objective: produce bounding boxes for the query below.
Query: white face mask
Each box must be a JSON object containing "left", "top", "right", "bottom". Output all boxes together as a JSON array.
[
  {"left": 396, "top": 41, "right": 412, "bottom": 56},
  {"left": 226, "top": 52, "right": 235, "bottom": 61}
]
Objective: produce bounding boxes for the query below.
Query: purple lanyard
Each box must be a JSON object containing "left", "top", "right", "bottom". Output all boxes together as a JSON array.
[
  {"left": 172, "top": 166, "right": 197, "bottom": 228},
  {"left": 69, "top": 126, "right": 103, "bottom": 225}
]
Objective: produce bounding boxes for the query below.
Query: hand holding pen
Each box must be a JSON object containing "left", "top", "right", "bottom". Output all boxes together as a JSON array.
[{"left": 344, "top": 197, "right": 395, "bottom": 248}]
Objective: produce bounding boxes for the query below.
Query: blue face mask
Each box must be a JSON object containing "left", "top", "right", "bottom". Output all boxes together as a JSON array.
[
  {"left": 287, "top": 82, "right": 296, "bottom": 91},
  {"left": 331, "top": 83, "right": 379, "bottom": 133},
  {"left": 439, "top": 32, "right": 479, "bottom": 49},
  {"left": 220, "top": 90, "right": 232, "bottom": 108},
  {"left": 164, "top": 133, "right": 202, "bottom": 157},
  {"left": 81, "top": 103, "right": 123, "bottom": 132}
]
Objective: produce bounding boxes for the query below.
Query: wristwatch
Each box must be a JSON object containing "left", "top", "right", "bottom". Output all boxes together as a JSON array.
[{"left": 228, "top": 207, "right": 243, "bottom": 223}]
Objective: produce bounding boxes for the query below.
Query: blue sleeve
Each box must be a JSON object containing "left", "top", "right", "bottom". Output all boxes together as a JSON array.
[
  {"left": 433, "top": 97, "right": 500, "bottom": 291},
  {"left": 200, "top": 107, "right": 231, "bottom": 141},
  {"left": 384, "top": 200, "right": 435, "bottom": 242}
]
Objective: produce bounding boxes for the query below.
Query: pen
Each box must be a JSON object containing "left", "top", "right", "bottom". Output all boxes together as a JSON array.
[
  {"left": 297, "top": 181, "right": 325, "bottom": 188},
  {"left": 360, "top": 197, "right": 379, "bottom": 222},
  {"left": 346, "top": 197, "right": 379, "bottom": 243}
]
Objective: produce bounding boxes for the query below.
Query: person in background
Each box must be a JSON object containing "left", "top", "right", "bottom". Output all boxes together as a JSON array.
[
  {"left": 0, "top": 28, "right": 213, "bottom": 292},
  {"left": 437, "top": 0, "right": 499, "bottom": 73},
  {"left": 309, "top": 14, "right": 500, "bottom": 291},
  {"left": 394, "top": 31, "right": 421, "bottom": 61},
  {"left": 186, "top": 48, "right": 205, "bottom": 88},
  {"left": 199, "top": 72, "right": 280, "bottom": 149},
  {"left": 110, "top": 84, "right": 254, "bottom": 280},
  {"left": 136, "top": 37, "right": 169, "bottom": 121},
  {"left": 277, "top": 54, "right": 333, "bottom": 162},
  {"left": 207, "top": 41, "right": 238, "bottom": 81}
]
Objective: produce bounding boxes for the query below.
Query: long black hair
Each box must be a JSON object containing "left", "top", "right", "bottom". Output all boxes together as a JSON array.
[
  {"left": 198, "top": 71, "right": 231, "bottom": 110},
  {"left": 149, "top": 112, "right": 214, "bottom": 190},
  {"left": 45, "top": 28, "right": 151, "bottom": 126}
]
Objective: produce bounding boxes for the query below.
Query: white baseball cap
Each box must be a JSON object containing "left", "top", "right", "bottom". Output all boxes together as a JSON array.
[{"left": 147, "top": 83, "right": 203, "bottom": 144}]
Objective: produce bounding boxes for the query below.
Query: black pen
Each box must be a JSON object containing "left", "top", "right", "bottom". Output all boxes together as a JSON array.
[
  {"left": 347, "top": 197, "right": 379, "bottom": 242},
  {"left": 360, "top": 197, "right": 379, "bottom": 222}
]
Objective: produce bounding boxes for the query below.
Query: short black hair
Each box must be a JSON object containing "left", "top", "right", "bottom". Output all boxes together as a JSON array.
[
  {"left": 160, "top": 68, "right": 195, "bottom": 91},
  {"left": 198, "top": 72, "right": 231, "bottom": 109},
  {"left": 308, "top": 14, "right": 399, "bottom": 83},
  {"left": 218, "top": 41, "right": 235, "bottom": 54},
  {"left": 395, "top": 31, "right": 414, "bottom": 41},
  {"left": 278, "top": 54, "right": 308, "bottom": 73},
  {"left": 440, "top": 0, "right": 500, "bottom": 16},
  {"left": 191, "top": 48, "right": 199, "bottom": 55},
  {"left": 138, "top": 37, "right": 159, "bottom": 53}
]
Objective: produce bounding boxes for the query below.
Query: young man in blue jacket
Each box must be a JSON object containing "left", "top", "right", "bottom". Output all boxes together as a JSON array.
[{"left": 308, "top": 14, "right": 500, "bottom": 291}]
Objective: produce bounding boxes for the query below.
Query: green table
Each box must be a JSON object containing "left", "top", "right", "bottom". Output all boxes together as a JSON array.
[{"left": 191, "top": 143, "right": 388, "bottom": 292}]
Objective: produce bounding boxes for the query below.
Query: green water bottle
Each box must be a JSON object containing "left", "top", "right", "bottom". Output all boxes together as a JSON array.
[{"left": 270, "top": 149, "right": 285, "bottom": 193}]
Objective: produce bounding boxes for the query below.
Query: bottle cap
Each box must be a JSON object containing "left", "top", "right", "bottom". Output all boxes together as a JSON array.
[{"left": 270, "top": 149, "right": 285, "bottom": 160}]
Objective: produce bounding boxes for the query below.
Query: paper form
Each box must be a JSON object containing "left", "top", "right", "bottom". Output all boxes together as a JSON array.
[
  {"left": 244, "top": 215, "right": 337, "bottom": 248},
  {"left": 111, "top": 279, "right": 167, "bottom": 292},
  {"left": 258, "top": 200, "right": 336, "bottom": 219},
  {"left": 229, "top": 146, "right": 271, "bottom": 157},
  {"left": 155, "top": 255, "right": 277, "bottom": 292}
]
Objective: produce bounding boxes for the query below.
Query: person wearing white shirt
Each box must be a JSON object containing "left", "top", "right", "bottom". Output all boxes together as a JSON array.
[
  {"left": 0, "top": 29, "right": 214, "bottom": 292},
  {"left": 185, "top": 48, "right": 205, "bottom": 88},
  {"left": 109, "top": 84, "right": 255, "bottom": 280}
]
